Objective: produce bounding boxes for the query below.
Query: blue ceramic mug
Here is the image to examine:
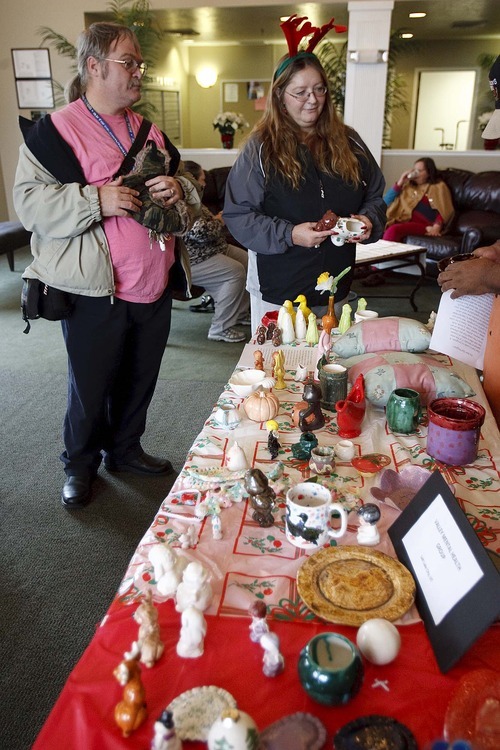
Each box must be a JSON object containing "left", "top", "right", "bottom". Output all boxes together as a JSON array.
[{"left": 298, "top": 632, "right": 363, "bottom": 705}]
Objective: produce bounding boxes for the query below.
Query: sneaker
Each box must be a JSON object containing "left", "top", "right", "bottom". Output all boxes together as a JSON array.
[
  {"left": 208, "top": 327, "right": 246, "bottom": 343},
  {"left": 189, "top": 295, "right": 215, "bottom": 313}
]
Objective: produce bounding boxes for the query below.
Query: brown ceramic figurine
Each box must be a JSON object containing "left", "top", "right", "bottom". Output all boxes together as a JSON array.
[
  {"left": 133, "top": 590, "right": 164, "bottom": 668},
  {"left": 298, "top": 380, "right": 325, "bottom": 432},
  {"left": 113, "top": 655, "right": 148, "bottom": 737},
  {"left": 244, "top": 468, "right": 276, "bottom": 527},
  {"left": 254, "top": 350, "right": 264, "bottom": 371}
]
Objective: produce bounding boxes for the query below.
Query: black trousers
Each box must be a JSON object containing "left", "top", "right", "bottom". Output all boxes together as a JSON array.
[{"left": 60, "top": 289, "right": 172, "bottom": 476}]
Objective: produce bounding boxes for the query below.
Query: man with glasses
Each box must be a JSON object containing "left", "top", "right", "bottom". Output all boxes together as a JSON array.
[{"left": 14, "top": 23, "right": 192, "bottom": 509}]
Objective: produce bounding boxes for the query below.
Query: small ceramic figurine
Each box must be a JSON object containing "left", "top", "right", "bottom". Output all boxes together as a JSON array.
[
  {"left": 274, "top": 361, "right": 286, "bottom": 390},
  {"left": 271, "top": 325, "right": 282, "bottom": 346},
  {"left": 338, "top": 303, "right": 352, "bottom": 334},
  {"left": 282, "top": 299, "right": 296, "bottom": 326},
  {"left": 294, "top": 363, "right": 308, "bottom": 382},
  {"left": 305, "top": 313, "right": 319, "bottom": 346},
  {"left": 266, "top": 419, "right": 281, "bottom": 460},
  {"left": 148, "top": 545, "right": 188, "bottom": 599},
  {"left": 175, "top": 560, "right": 213, "bottom": 612},
  {"left": 253, "top": 349, "right": 264, "bottom": 371},
  {"left": 294, "top": 294, "right": 312, "bottom": 321},
  {"left": 248, "top": 599, "right": 270, "bottom": 642},
  {"left": 226, "top": 441, "right": 249, "bottom": 471},
  {"left": 260, "top": 631, "right": 285, "bottom": 677},
  {"left": 256, "top": 325, "right": 266, "bottom": 345},
  {"left": 133, "top": 590, "right": 164, "bottom": 668},
  {"left": 244, "top": 468, "right": 276, "bottom": 527},
  {"left": 178, "top": 523, "right": 199, "bottom": 549},
  {"left": 291, "top": 431, "right": 318, "bottom": 460},
  {"left": 298, "top": 380, "right": 325, "bottom": 432},
  {"left": 176, "top": 605, "right": 207, "bottom": 658},
  {"left": 356, "top": 503, "right": 382, "bottom": 546},
  {"left": 357, "top": 297, "right": 367, "bottom": 312},
  {"left": 266, "top": 320, "right": 277, "bottom": 341},
  {"left": 114, "top": 655, "right": 148, "bottom": 737},
  {"left": 151, "top": 709, "right": 182, "bottom": 750},
  {"left": 294, "top": 307, "right": 307, "bottom": 341},
  {"left": 280, "top": 308, "right": 295, "bottom": 344}
]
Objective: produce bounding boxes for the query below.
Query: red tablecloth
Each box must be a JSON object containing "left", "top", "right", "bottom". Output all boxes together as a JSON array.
[{"left": 33, "top": 600, "right": 499, "bottom": 749}]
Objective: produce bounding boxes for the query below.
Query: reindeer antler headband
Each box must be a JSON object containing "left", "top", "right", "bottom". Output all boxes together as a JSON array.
[{"left": 274, "top": 14, "right": 347, "bottom": 80}]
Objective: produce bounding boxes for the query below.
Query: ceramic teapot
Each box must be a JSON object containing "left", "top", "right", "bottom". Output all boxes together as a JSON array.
[{"left": 331, "top": 217, "right": 365, "bottom": 246}]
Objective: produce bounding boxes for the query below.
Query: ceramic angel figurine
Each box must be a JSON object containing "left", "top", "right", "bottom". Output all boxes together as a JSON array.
[
  {"left": 176, "top": 606, "right": 207, "bottom": 658},
  {"left": 294, "top": 307, "right": 307, "bottom": 341},
  {"left": 281, "top": 299, "right": 296, "bottom": 326},
  {"left": 306, "top": 313, "right": 319, "bottom": 346},
  {"left": 338, "top": 303, "right": 352, "bottom": 334},
  {"left": 151, "top": 710, "right": 181, "bottom": 750},
  {"left": 133, "top": 590, "right": 164, "bottom": 668},
  {"left": 248, "top": 599, "right": 270, "bottom": 643},
  {"left": 356, "top": 503, "right": 381, "bottom": 546},
  {"left": 357, "top": 297, "right": 367, "bottom": 312},
  {"left": 260, "top": 632, "right": 284, "bottom": 677},
  {"left": 175, "top": 560, "right": 213, "bottom": 612},
  {"left": 148, "top": 545, "right": 188, "bottom": 599}
]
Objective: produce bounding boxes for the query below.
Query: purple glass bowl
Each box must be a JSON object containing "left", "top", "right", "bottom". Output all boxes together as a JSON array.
[{"left": 370, "top": 466, "right": 433, "bottom": 511}]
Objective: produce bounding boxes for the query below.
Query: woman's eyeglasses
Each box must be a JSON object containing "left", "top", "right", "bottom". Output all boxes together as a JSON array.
[
  {"left": 104, "top": 58, "right": 148, "bottom": 76},
  {"left": 285, "top": 85, "right": 328, "bottom": 102}
]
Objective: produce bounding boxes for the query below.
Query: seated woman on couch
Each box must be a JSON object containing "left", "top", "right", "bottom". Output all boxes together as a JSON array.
[{"left": 383, "top": 157, "right": 454, "bottom": 243}]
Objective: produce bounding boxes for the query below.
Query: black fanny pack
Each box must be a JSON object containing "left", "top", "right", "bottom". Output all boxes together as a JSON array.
[{"left": 21, "top": 278, "right": 76, "bottom": 334}]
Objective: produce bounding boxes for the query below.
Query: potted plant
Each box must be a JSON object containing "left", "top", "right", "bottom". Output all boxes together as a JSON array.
[{"left": 212, "top": 112, "right": 249, "bottom": 148}]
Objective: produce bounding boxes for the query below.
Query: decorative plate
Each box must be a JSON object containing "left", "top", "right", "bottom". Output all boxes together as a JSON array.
[
  {"left": 352, "top": 454, "right": 391, "bottom": 477},
  {"left": 297, "top": 545, "right": 416, "bottom": 626},
  {"left": 444, "top": 668, "right": 500, "bottom": 749},
  {"left": 184, "top": 466, "right": 247, "bottom": 484},
  {"left": 260, "top": 712, "right": 327, "bottom": 750},
  {"left": 166, "top": 685, "right": 237, "bottom": 741},
  {"left": 371, "top": 466, "right": 433, "bottom": 511},
  {"left": 334, "top": 714, "right": 417, "bottom": 750}
]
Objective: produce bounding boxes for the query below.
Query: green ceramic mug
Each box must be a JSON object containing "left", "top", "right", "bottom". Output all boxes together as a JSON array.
[
  {"left": 298, "top": 632, "right": 364, "bottom": 705},
  {"left": 386, "top": 388, "right": 422, "bottom": 434}
]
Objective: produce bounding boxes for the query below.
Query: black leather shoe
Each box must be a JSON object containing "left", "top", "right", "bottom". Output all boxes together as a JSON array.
[
  {"left": 189, "top": 295, "right": 215, "bottom": 313},
  {"left": 61, "top": 475, "right": 93, "bottom": 509},
  {"left": 105, "top": 453, "right": 174, "bottom": 476}
]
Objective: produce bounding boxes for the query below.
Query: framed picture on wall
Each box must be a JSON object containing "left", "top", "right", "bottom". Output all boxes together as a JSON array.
[
  {"left": 12, "top": 48, "right": 52, "bottom": 79},
  {"left": 12, "top": 48, "right": 54, "bottom": 110},
  {"left": 15, "top": 79, "right": 54, "bottom": 109}
]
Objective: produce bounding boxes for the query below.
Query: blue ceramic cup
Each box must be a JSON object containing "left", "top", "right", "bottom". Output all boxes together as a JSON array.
[{"left": 298, "top": 632, "right": 364, "bottom": 705}]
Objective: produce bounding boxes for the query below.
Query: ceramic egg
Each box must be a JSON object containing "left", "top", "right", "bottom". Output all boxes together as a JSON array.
[
  {"left": 356, "top": 618, "right": 401, "bottom": 665},
  {"left": 207, "top": 708, "right": 260, "bottom": 750}
]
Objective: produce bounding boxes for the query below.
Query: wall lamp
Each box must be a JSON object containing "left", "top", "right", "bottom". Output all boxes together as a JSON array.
[
  {"left": 348, "top": 49, "right": 389, "bottom": 64},
  {"left": 195, "top": 66, "right": 218, "bottom": 88}
]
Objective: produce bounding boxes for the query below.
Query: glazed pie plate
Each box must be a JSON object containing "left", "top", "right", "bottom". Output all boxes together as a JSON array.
[{"left": 297, "top": 546, "right": 416, "bottom": 626}]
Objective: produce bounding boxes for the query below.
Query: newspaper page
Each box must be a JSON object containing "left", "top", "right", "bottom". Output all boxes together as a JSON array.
[{"left": 430, "top": 290, "right": 494, "bottom": 370}]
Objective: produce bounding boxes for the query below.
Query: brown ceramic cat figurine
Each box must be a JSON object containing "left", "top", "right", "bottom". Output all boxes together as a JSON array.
[{"left": 314, "top": 209, "right": 338, "bottom": 231}]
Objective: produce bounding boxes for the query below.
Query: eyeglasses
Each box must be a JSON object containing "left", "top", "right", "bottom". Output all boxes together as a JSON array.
[
  {"left": 104, "top": 58, "right": 148, "bottom": 76},
  {"left": 284, "top": 85, "right": 328, "bottom": 102}
]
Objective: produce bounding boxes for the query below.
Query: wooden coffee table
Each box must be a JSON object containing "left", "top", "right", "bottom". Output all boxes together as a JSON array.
[{"left": 355, "top": 240, "right": 426, "bottom": 311}]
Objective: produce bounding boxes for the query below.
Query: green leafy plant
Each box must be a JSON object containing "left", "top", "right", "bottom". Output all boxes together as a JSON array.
[
  {"left": 316, "top": 31, "right": 412, "bottom": 148},
  {"left": 38, "top": 0, "right": 160, "bottom": 116}
]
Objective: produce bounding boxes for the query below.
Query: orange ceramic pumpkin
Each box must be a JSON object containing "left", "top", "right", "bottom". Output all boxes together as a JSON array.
[{"left": 244, "top": 388, "right": 280, "bottom": 422}]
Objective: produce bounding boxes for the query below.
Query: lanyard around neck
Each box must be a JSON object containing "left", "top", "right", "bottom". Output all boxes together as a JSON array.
[{"left": 81, "top": 94, "right": 135, "bottom": 156}]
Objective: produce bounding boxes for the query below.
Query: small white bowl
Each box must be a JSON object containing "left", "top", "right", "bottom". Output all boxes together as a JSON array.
[{"left": 228, "top": 369, "right": 266, "bottom": 398}]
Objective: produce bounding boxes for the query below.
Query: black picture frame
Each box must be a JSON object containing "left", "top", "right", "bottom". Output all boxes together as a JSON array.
[{"left": 388, "top": 470, "right": 500, "bottom": 673}]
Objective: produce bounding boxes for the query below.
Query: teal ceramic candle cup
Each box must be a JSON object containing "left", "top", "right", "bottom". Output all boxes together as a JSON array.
[
  {"left": 386, "top": 387, "right": 421, "bottom": 434},
  {"left": 298, "top": 632, "right": 364, "bottom": 705}
]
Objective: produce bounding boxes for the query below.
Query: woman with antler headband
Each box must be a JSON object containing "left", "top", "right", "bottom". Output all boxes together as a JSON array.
[{"left": 223, "top": 15, "right": 387, "bottom": 332}]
